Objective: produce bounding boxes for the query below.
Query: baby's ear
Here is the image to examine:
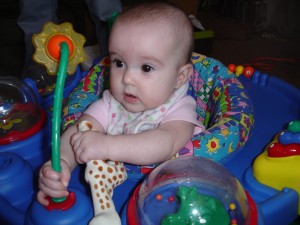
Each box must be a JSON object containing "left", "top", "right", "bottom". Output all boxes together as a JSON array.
[{"left": 175, "top": 63, "right": 193, "bottom": 89}]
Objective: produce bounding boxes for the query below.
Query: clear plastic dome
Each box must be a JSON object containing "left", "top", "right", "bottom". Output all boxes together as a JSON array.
[
  {"left": 136, "top": 156, "right": 253, "bottom": 225},
  {"left": 0, "top": 77, "right": 45, "bottom": 144}
]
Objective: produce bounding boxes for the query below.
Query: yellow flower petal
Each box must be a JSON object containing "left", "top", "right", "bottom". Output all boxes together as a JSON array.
[{"left": 33, "top": 22, "right": 87, "bottom": 76}]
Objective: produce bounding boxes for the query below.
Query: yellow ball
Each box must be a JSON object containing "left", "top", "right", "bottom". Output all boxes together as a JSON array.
[
  {"left": 229, "top": 203, "right": 236, "bottom": 210},
  {"left": 235, "top": 65, "right": 244, "bottom": 76}
]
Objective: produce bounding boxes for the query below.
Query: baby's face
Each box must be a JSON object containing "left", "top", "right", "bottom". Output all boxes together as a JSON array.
[{"left": 109, "top": 21, "right": 183, "bottom": 113}]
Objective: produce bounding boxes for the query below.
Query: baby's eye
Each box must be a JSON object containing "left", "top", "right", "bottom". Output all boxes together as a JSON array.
[
  {"left": 113, "top": 59, "right": 124, "bottom": 68},
  {"left": 141, "top": 64, "right": 153, "bottom": 73}
]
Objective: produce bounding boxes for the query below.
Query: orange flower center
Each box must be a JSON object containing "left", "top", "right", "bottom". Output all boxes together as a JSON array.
[{"left": 46, "top": 34, "right": 74, "bottom": 61}]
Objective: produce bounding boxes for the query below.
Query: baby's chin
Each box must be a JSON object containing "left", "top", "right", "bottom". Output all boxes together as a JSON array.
[
  {"left": 121, "top": 103, "right": 154, "bottom": 114},
  {"left": 123, "top": 106, "right": 144, "bottom": 114}
]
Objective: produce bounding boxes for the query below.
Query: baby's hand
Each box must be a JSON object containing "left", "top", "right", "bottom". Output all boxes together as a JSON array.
[
  {"left": 71, "top": 130, "right": 109, "bottom": 164},
  {"left": 37, "top": 159, "right": 71, "bottom": 206}
]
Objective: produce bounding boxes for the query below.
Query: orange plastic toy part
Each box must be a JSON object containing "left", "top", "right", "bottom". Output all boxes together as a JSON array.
[
  {"left": 33, "top": 22, "right": 87, "bottom": 75},
  {"left": 46, "top": 34, "right": 75, "bottom": 61}
]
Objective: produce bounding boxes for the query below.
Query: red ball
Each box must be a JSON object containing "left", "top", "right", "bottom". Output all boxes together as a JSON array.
[
  {"left": 168, "top": 196, "right": 175, "bottom": 202},
  {"left": 227, "top": 64, "right": 236, "bottom": 73},
  {"left": 243, "top": 66, "right": 255, "bottom": 78}
]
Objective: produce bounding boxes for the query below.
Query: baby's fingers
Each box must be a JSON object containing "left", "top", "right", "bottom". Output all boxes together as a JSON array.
[
  {"left": 70, "top": 131, "right": 83, "bottom": 148},
  {"left": 39, "top": 167, "right": 69, "bottom": 196},
  {"left": 38, "top": 181, "right": 69, "bottom": 199},
  {"left": 60, "top": 161, "right": 71, "bottom": 187},
  {"left": 37, "top": 190, "right": 49, "bottom": 206},
  {"left": 40, "top": 166, "right": 62, "bottom": 181}
]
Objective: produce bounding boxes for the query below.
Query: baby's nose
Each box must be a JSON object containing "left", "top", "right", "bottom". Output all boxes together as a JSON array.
[{"left": 122, "top": 69, "right": 134, "bottom": 85}]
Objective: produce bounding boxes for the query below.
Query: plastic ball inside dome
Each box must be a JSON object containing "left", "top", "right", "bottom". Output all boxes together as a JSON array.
[
  {"left": 0, "top": 76, "right": 46, "bottom": 144},
  {"left": 127, "top": 156, "right": 258, "bottom": 225}
]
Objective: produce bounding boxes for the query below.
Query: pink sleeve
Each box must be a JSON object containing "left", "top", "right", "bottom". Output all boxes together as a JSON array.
[
  {"left": 84, "top": 90, "right": 110, "bottom": 131},
  {"left": 162, "top": 95, "right": 205, "bottom": 134}
]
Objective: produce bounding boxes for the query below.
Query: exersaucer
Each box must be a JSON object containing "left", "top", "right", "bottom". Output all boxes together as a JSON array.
[{"left": 0, "top": 20, "right": 299, "bottom": 224}]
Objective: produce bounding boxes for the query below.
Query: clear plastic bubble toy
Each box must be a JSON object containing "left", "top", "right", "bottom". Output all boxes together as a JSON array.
[
  {"left": 126, "top": 156, "right": 258, "bottom": 225},
  {"left": 0, "top": 77, "right": 46, "bottom": 144}
]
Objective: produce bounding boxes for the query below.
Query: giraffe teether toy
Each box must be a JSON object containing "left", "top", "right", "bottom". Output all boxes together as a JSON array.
[{"left": 78, "top": 121, "right": 127, "bottom": 225}]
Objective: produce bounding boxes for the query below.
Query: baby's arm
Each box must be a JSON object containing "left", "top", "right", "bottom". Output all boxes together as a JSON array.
[
  {"left": 72, "top": 119, "right": 194, "bottom": 165},
  {"left": 60, "top": 114, "right": 105, "bottom": 169},
  {"left": 109, "top": 120, "right": 195, "bottom": 165},
  {"left": 37, "top": 114, "right": 104, "bottom": 206}
]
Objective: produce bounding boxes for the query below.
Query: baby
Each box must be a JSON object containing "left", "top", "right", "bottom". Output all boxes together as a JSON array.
[{"left": 38, "top": 2, "right": 204, "bottom": 206}]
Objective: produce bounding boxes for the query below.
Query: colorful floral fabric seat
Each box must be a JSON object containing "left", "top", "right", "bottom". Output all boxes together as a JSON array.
[
  {"left": 187, "top": 53, "right": 253, "bottom": 161},
  {"left": 62, "top": 52, "right": 254, "bottom": 167}
]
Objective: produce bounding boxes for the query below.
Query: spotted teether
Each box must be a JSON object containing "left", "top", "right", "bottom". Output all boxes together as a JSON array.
[{"left": 78, "top": 121, "right": 127, "bottom": 225}]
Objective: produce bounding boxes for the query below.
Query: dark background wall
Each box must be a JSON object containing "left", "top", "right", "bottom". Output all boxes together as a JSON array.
[{"left": 0, "top": 0, "right": 299, "bottom": 88}]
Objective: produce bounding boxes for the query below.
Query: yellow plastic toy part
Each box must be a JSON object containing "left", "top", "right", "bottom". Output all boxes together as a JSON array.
[
  {"left": 253, "top": 135, "right": 300, "bottom": 214},
  {"left": 235, "top": 65, "right": 244, "bottom": 76},
  {"left": 32, "top": 22, "right": 87, "bottom": 75}
]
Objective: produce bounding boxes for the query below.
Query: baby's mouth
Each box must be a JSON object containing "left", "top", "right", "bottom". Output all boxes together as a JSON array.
[{"left": 124, "top": 93, "right": 139, "bottom": 103}]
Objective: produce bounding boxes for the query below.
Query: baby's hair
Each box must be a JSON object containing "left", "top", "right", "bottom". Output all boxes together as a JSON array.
[{"left": 114, "top": 2, "right": 194, "bottom": 64}]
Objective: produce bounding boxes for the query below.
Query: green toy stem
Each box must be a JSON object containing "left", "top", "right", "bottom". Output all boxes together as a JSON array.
[{"left": 51, "top": 42, "right": 69, "bottom": 203}]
